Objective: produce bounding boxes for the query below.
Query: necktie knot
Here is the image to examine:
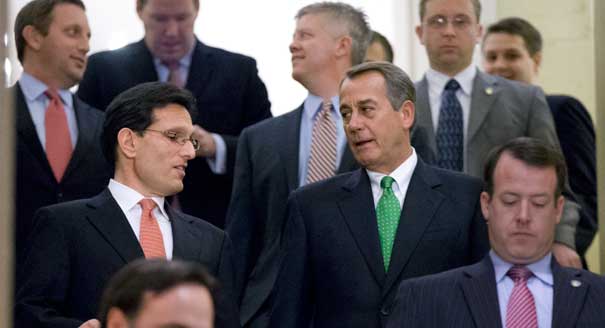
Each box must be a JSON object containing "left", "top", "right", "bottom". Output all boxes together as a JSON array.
[
  {"left": 139, "top": 198, "right": 157, "bottom": 214},
  {"left": 162, "top": 60, "right": 180, "bottom": 70},
  {"left": 445, "top": 79, "right": 460, "bottom": 91},
  {"left": 380, "top": 176, "right": 395, "bottom": 189},
  {"left": 44, "top": 89, "right": 61, "bottom": 102},
  {"left": 507, "top": 265, "right": 533, "bottom": 282}
]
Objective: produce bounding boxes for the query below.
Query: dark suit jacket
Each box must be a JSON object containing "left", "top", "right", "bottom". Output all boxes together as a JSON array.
[
  {"left": 269, "top": 159, "right": 489, "bottom": 328},
  {"left": 547, "top": 95, "right": 597, "bottom": 259},
  {"left": 13, "top": 83, "right": 111, "bottom": 270},
  {"left": 226, "top": 106, "right": 358, "bottom": 326},
  {"left": 388, "top": 256, "right": 605, "bottom": 328},
  {"left": 77, "top": 39, "right": 272, "bottom": 228},
  {"left": 14, "top": 189, "right": 239, "bottom": 328}
]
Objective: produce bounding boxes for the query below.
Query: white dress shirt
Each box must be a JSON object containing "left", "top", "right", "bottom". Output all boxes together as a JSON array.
[
  {"left": 367, "top": 148, "right": 418, "bottom": 209},
  {"left": 425, "top": 65, "right": 476, "bottom": 149},
  {"left": 490, "top": 250, "right": 553, "bottom": 328},
  {"left": 108, "top": 179, "right": 174, "bottom": 259}
]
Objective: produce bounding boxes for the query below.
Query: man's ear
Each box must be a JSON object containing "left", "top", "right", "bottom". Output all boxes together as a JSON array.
[
  {"left": 415, "top": 25, "right": 425, "bottom": 45},
  {"left": 116, "top": 128, "right": 138, "bottom": 159},
  {"left": 335, "top": 35, "right": 352, "bottom": 59},
  {"left": 106, "top": 307, "right": 130, "bottom": 328},
  {"left": 399, "top": 100, "right": 415, "bottom": 130},
  {"left": 480, "top": 191, "right": 491, "bottom": 223},
  {"left": 22, "top": 25, "right": 44, "bottom": 52}
]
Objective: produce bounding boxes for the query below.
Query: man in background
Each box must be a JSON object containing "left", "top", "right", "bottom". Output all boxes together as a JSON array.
[
  {"left": 388, "top": 138, "right": 605, "bottom": 328},
  {"left": 225, "top": 3, "right": 368, "bottom": 327},
  {"left": 482, "top": 17, "right": 597, "bottom": 268},
  {"left": 365, "top": 30, "right": 394, "bottom": 62},
  {"left": 77, "top": 0, "right": 272, "bottom": 228},
  {"left": 11, "top": 0, "right": 110, "bottom": 274},
  {"left": 412, "top": 0, "right": 581, "bottom": 268}
]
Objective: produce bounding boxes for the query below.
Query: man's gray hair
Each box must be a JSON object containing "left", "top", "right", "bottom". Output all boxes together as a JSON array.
[
  {"left": 296, "top": 2, "right": 371, "bottom": 66},
  {"left": 343, "top": 61, "right": 416, "bottom": 112}
]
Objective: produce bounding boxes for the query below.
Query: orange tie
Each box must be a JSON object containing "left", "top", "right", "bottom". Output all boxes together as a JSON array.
[
  {"left": 44, "top": 89, "right": 72, "bottom": 182},
  {"left": 139, "top": 199, "right": 166, "bottom": 259}
]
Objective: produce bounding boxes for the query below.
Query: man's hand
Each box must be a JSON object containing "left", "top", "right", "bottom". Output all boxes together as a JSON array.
[
  {"left": 552, "top": 242, "right": 582, "bottom": 268},
  {"left": 79, "top": 319, "right": 100, "bottom": 328},
  {"left": 192, "top": 125, "right": 217, "bottom": 158}
]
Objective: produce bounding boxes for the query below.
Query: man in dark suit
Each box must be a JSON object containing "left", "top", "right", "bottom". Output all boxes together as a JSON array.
[
  {"left": 269, "top": 62, "right": 489, "bottom": 328},
  {"left": 413, "top": 0, "right": 582, "bottom": 269},
  {"left": 481, "top": 17, "right": 597, "bottom": 268},
  {"left": 77, "top": 0, "right": 272, "bottom": 228},
  {"left": 388, "top": 138, "right": 605, "bottom": 328},
  {"left": 226, "top": 3, "right": 368, "bottom": 327},
  {"left": 11, "top": 0, "right": 111, "bottom": 272},
  {"left": 15, "top": 82, "right": 239, "bottom": 328}
]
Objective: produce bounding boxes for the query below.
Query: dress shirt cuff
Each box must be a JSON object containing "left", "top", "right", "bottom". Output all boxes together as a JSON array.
[
  {"left": 206, "top": 133, "right": 227, "bottom": 175},
  {"left": 554, "top": 199, "right": 580, "bottom": 249}
]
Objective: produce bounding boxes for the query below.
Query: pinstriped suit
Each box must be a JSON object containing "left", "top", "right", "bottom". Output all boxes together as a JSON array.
[{"left": 387, "top": 256, "right": 605, "bottom": 328}]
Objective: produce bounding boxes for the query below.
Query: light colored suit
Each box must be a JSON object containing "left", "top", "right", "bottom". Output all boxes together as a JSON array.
[{"left": 412, "top": 68, "right": 578, "bottom": 248}]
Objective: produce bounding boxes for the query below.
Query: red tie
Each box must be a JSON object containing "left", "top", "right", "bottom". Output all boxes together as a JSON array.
[
  {"left": 139, "top": 199, "right": 166, "bottom": 259},
  {"left": 44, "top": 89, "right": 72, "bottom": 182},
  {"left": 506, "top": 266, "right": 538, "bottom": 328}
]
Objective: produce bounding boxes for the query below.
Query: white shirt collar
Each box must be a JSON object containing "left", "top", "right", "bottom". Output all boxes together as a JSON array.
[
  {"left": 107, "top": 179, "right": 169, "bottom": 222},
  {"left": 426, "top": 64, "right": 476, "bottom": 97},
  {"left": 490, "top": 250, "right": 554, "bottom": 286}
]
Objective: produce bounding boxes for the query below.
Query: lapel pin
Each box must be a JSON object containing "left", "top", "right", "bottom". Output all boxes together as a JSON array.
[
  {"left": 485, "top": 87, "right": 493, "bottom": 95},
  {"left": 571, "top": 280, "right": 582, "bottom": 287}
]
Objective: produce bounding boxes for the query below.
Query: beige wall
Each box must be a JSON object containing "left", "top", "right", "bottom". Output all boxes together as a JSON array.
[
  {"left": 595, "top": 0, "right": 605, "bottom": 272},
  {"left": 496, "top": 0, "right": 601, "bottom": 273},
  {"left": 1, "top": 0, "right": 15, "bottom": 324}
]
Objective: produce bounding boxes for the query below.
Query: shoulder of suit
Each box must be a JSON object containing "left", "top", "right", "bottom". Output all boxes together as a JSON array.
[
  {"left": 87, "top": 41, "right": 146, "bottom": 65},
  {"left": 74, "top": 96, "right": 104, "bottom": 117},
  {"left": 244, "top": 108, "right": 298, "bottom": 133},
  {"left": 200, "top": 42, "right": 256, "bottom": 64},
  {"left": 427, "top": 164, "right": 482, "bottom": 188},
  {"left": 176, "top": 211, "right": 226, "bottom": 236}
]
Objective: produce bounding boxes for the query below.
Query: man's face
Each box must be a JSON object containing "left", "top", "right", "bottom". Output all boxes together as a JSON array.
[
  {"left": 481, "top": 152, "right": 564, "bottom": 264},
  {"left": 34, "top": 3, "right": 90, "bottom": 88},
  {"left": 339, "top": 71, "right": 414, "bottom": 174},
  {"left": 415, "top": 0, "right": 482, "bottom": 76},
  {"left": 365, "top": 41, "right": 389, "bottom": 62},
  {"left": 482, "top": 32, "right": 539, "bottom": 84},
  {"left": 130, "top": 104, "right": 196, "bottom": 197},
  {"left": 138, "top": 0, "right": 198, "bottom": 63},
  {"left": 290, "top": 13, "right": 342, "bottom": 86}
]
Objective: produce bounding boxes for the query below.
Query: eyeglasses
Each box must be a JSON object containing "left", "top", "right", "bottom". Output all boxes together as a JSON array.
[
  {"left": 425, "top": 15, "right": 473, "bottom": 30},
  {"left": 144, "top": 129, "right": 200, "bottom": 151}
]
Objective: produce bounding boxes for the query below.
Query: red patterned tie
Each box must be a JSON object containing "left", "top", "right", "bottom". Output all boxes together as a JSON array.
[
  {"left": 306, "top": 100, "right": 337, "bottom": 184},
  {"left": 163, "top": 61, "right": 185, "bottom": 88},
  {"left": 506, "top": 266, "right": 538, "bottom": 328},
  {"left": 139, "top": 199, "right": 166, "bottom": 259},
  {"left": 44, "top": 89, "right": 72, "bottom": 182}
]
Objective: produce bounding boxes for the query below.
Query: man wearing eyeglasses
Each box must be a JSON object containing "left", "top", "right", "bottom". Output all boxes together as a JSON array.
[
  {"left": 15, "top": 82, "right": 239, "bottom": 328},
  {"left": 412, "top": 0, "right": 582, "bottom": 269}
]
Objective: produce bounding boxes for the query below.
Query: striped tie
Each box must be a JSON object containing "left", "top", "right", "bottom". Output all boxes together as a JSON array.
[
  {"left": 506, "top": 266, "right": 538, "bottom": 328},
  {"left": 139, "top": 199, "right": 166, "bottom": 259},
  {"left": 306, "top": 100, "right": 337, "bottom": 184}
]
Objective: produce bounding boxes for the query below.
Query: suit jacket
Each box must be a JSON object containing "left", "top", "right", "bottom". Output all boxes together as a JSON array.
[
  {"left": 77, "top": 39, "right": 272, "bottom": 228},
  {"left": 14, "top": 189, "right": 240, "bottom": 328},
  {"left": 412, "top": 69, "right": 579, "bottom": 249},
  {"left": 547, "top": 95, "right": 597, "bottom": 259},
  {"left": 269, "top": 159, "right": 489, "bottom": 328},
  {"left": 387, "top": 256, "right": 605, "bottom": 328},
  {"left": 13, "top": 83, "right": 111, "bottom": 271},
  {"left": 226, "top": 106, "right": 358, "bottom": 326}
]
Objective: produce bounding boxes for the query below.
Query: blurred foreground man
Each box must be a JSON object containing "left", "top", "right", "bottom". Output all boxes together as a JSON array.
[
  {"left": 269, "top": 62, "right": 489, "bottom": 328},
  {"left": 388, "top": 138, "right": 605, "bottom": 328},
  {"left": 15, "top": 82, "right": 238, "bottom": 328}
]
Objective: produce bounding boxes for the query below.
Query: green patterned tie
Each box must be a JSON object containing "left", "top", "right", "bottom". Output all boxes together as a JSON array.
[{"left": 376, "top": 176, "right": 401, "bottom": 271}]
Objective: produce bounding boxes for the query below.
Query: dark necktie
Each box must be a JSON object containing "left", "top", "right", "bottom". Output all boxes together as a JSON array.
[
  {"left": 306, "top": 100, "right": 337, "bottom": 184},
  {"left": 44, "top": 89, "right": 72, "bottom": 182},
  {"left": 506, "top": 266, "right": 538, "bottom": 328},
  {"left": 435, "top": 79, "right": 463, "bottom": 171}
]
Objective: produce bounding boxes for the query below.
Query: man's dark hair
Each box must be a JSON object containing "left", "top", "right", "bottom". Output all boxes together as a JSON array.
[
  {"left": 419, "top": 0, "right": 482, "bottom": 21},
  {"left": 483, "top": 137, "right": 567, "bottom": 199},
  {"left": 101, "top": 82, "right": 197, "bottom": 165},
  {"left": 98, "top": 259, "right": 216, "bottom": 327},
  {"left": 369, "top": 30, "right": 394, "bottom": 63},
  {"left": 136, "top": 0, "right": 199, "bottom": 12},
  {"left": 484, "top": 17, "right": 543, "bottom": 56},
  {"left": 342, "top": 61, "right": 415, "bottom": 112},
  {"left": 14, "top": 0, "right": 86, "bottom": 63}
]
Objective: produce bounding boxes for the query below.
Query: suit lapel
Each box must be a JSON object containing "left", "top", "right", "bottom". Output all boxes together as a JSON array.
[
  {"left": 414, "top": 77, "right": 436, "bottom": 150},
  {"left": 382, "top": 160, "right": 444, "bottom": 296},
  {"left": 337, "top": 169, "right": 386, "bottom": 285},
  {"left": 552, "top": 260, "right": 588, "bottom": 328},
  {"left": 467, "top": 71, "right": 498, "bottom": 142},
  {"left": 185, "top": 40, "right": 214, "bottom": 100},
  {"left": 61, "top": 96, "right": 96, "bottom": 181},
  {"left": 15, "top": 84, "right": 56, "bottom": 181},
  {"left": 169, "top": 208, "right": 202, "bottom": 262},
  {"left": 279, "top": 106, "right": 304, "bottom": 191},
  {"left": 459, "top": 257, "right": 503, "bottom": 328},
  {"left": 130, "top": 40, "right": 160, "bottom": 82},
  {"left": 85, "top": 189, "right": 144, "bottom": 263}
]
